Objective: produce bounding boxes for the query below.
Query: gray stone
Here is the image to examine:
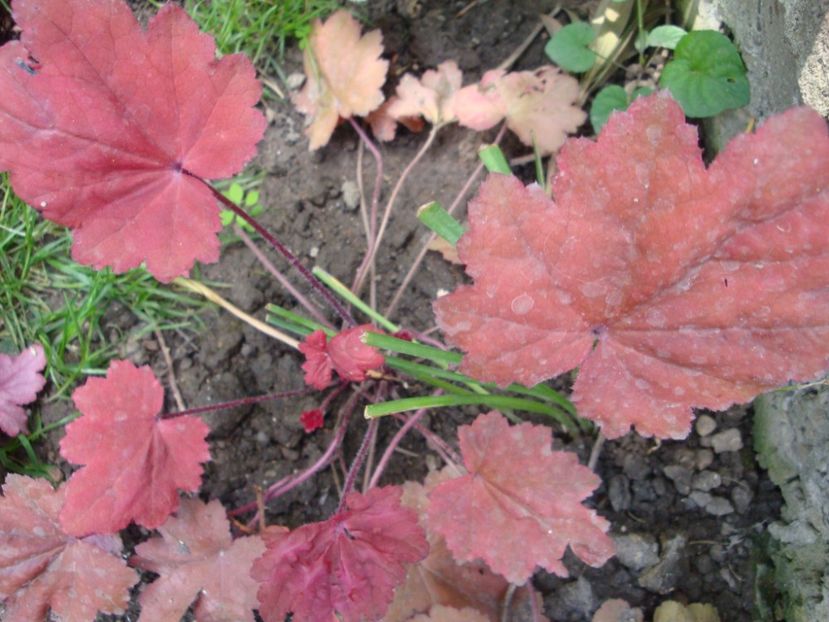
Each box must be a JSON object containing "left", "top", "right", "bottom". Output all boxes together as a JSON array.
[
  {"left": 709, "top": 428, "right": 743, "bottom": 453},
  {"left": 622, "top": 453, "right": 650, "bottom": 480},
  {"left": 663, "top": 465, "right": 693, "bottom": 495},
  {"left": 614, "top": 533, "right": 660, "bottom": 571},
  {"left": 695, "top": 414, "right": 717, "bottom": 437},
  {"left": 638, "top": 535, "right": 687, "bottom": 594},
  {"left": 341, "top": 180, "right": 361, "bottom": 211},
  {"left": 704, "top": 496, "right": 735, "bottom": 516},
  {"left": 689, "top": 491, "right": 712, "bottom": 509},
  {"left": 547, "top": 576, "right": 597, "bottom": 620},
  {"left": 608, "top": 474, "right": 632, "bottom": 512},
  {"left": 731, "top": 484, "right": 754, "bottom": 514},
  {"left": 692, "top": 470, "right": 723, "bottom": 491},
  {"left": 284, "top": 72, "right": 306, "bottom": 91},
  {"left": 695, "top": 448, "right": 715, "bottom": 471}
]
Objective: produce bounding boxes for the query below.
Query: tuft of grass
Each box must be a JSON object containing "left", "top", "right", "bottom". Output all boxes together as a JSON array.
[
  {"left": 152, "top": 0, "right": 342, "bottom": 75},
  {"left": 0, "top": 174, "right": 204, "bottom": 398}
]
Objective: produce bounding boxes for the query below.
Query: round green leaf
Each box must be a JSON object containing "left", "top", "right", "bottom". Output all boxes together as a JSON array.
[
  {"left": 646, "top": 25, "right": 687, "bottom": 50},
  {"left": 545, "top": 22, "right": 597, "bottom": 73},
  {"left": 590, "top": 85, "right": 628, "bottom": 133},
  {"left": 659, "top": 30, "right": 749, "bottom": 118}
]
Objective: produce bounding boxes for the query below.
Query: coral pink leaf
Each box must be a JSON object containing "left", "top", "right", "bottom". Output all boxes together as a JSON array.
[
  {"left": 0, "top": 475, "right": 137, "bottom": 622},
  {"left": 293, "top": 9, "right": 388, "bottom": 150},
  {"left": 0, "top": 343, "right": 46, "bottom": 436},
  {"left": 328, "top": 324, "right": 385, "bottom": 382},
  {"left": 299, "top": 330, "right": 334, "bottom": 390},
  {"left": 130, "top": 498, "right": 265, "bottom": 622},
  {"left": 454, "top": 67, "right": 584, "bottom": 154},
  {"left": 434, "top": 93, "right": 829, "bottom": 439},
  {"left": 252, "top": 486, "right": 428, "bottom": 622},
  {"left": 389, "top": 61, "right": 463, "bottom": 126},
  {"left": 59, "top": 360, "right": 210, "bottom": 536},
  {"left": 427, "top": 412, "right": 613, "bottom": 584},
  {"left": 0, "top": 0, "right": 265, "bottom": 281}
]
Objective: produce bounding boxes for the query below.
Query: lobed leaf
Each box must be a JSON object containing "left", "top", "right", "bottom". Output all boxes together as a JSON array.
[
  {"left": 389, "top": 61, "right": 463, "bottom": 126},
  {"left": 0, "top": 344, "right": 46, "bottom": 436},
  {"left": 427, "top": 412, "right": 613, "bottom": 584},
  {"left": 0, "top": 475, "right": 137, "bottom": 622},
  {"left": 0, "top": 0, "right": 265, "bottom": 281},
  {"left": 60, "top": 360, "right": 210, "bottom": 535},
  {"left": 252, "top": 486, "right": 428, "bottom": 622},
  {"left": 435, "top": 93, "right": 829, "bottom": 439},
  {"left": 131, "top": 498, "right": 265, "bottom": 622},
  {"left": 293, "top": 9, "right": 388, "bottom": 149}
]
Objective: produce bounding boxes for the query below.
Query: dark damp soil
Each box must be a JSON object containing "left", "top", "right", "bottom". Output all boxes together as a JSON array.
[{"left": 18, "top": 1, "right": 781, "bottom": 621}]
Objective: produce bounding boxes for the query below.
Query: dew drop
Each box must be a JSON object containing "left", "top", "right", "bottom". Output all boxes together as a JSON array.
[
  {"left": 511, "top": 293, "right": 535, "bottom": 315},
  {"left": 752, "top": 158, "right": 759, "bottom": 166},
  {"left": 39, "top": 201, "right": 47, "bottom": 208}
]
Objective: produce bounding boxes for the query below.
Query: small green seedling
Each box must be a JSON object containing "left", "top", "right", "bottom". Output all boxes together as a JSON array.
[
  {"left": 590, "top": 85, "right": 653, "bottom": 133},
  {"left": 545, "top": 21, "right": 597, "bottom": 73},
  {"left": 220, "top": 182, "right": 263, "bottom": 233}
]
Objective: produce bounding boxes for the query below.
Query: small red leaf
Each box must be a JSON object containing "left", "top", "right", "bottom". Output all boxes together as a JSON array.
[
  {"left": 131, "top": 498, "right": 265, "bottom": 622},
  {"left": 435, "top": 93, "right": 829, "bottom": 439},
  {"left": 299, "top": 408, "right": 325, "bottom": 433},
  {"left": 0, "top": 475, "right": 137, "bottom": 622},
  {"left": 252, "top": 486, "right": 428, "bottom": 622},
  {"left": 0, "top": 343, "right": 46, "bottom": 436},
  {"left": 427, "top": 412, "right": 613, "bottom": 584},
  {"left": 0, "top": 0, "right": 265, "bottom": 281},
  {"left": 299, "top": 325, "right": 385, "bottom": 389},
  {"left": 60, "top": 360, "right": 210, "bottom": 535}
]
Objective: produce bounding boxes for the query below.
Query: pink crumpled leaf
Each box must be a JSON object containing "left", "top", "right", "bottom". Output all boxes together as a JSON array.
[
  {"left": 0, "top": 475, "right": 138, "bottom": 622},
  {"left": 252, "top": 485, "right": 428, "bottom": 622},
  {"left": 0, "top": 0, "right": 265, "bottom": 281},
  {"left": 427, "top": 412, "right": 613, "bottom": 585},
  {"left": 453, "top": 66, "right": 585, "bottom": 154},
  {"left": 60, "top": 360, "right": 210, "bottom": 536},
  {"left": 435, "top": 93, "right": 829, "bottom": 439},
  {"left": 299, "top": 325, "right": 385, "bottom": 389},
  {"left": 293, "top": 9, "right": 388, "bottom": 149},
  {"left": 0, "top": 343, "right": 46, "bottom": 436},
  {"left": 131, "top": 498, "right": 265, "bottom": 622},
  {"left": 389, "top": 61, "right": 463, "bottom": 126}
]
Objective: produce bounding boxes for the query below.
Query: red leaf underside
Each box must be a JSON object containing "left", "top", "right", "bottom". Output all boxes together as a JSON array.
[{"left": 0, "top": 344, "right": 46, "bottom": 436}]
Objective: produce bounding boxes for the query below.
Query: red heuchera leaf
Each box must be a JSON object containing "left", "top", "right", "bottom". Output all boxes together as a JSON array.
[
  {"left": 60, "top": 360, "right": 210, "bottom": 536},
  {"left": 299, "top": 325, "right": 385, "bottom": 389},
  {"left": 0, "top": 0, "right": 265, "bottom": 281},
  {"left": 0, "top": 475, "right": 137, "bottom": 622},
  {"left": 299, "top": 408, "right": 325, "bottom": 433},
  {"left": 453, "top": 66, "right": 585, "bottom": 154},
  {"left": 0, "top": 343, "right": 45, "bottom": 436},
  {"left": 251, "top": 485, "right": 428, "bottom": 622},
  {"left": 435, "top": 93, "right": 829, "bottom": 439},
  {"left": 293, "top": 9, "right": 388, "bottom": 150},
  {"left": 386, "top": 471, "right": 510, "bottom": 622},
  {"left": 130, "top": 498, "right": 265, "bottom": 622},
  {"left": 427, "top": 412, "right": 613, "bottom": 584},
  {"left": 389, "top": 61, "right": 463, "bottom": 126}
]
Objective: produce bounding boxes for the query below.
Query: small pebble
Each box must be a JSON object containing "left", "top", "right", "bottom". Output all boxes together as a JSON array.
[
  {"left": 285, "top": 72, "right": 306, "bottom": 90},
  {"left": 623, "top": 453, "right": 650, "bottom": 480},
  {"left": 689, "top": 491, "right": 712, "bottom": 508},
  {"left": 695, "top": 448, "right": 715, "bottom": 470},
  {"left": 614, "top": 533, "right": 660, "bottom": 571},
  {"left": 341, "top": 180, "right": 361, "bottom": 211},
  {"left": 309, "top": 246, "right": 319, "bottom": 258},
  {"left": 692, "top": 470, "right": 722, "bottom": 491},
  {"left": 638, "top": 535, "right": 686, "bottom": 595},
  {"left": 709, "top": 429, "right": 743, "bottom": 453},
  {"left": 663, "top": 465, "right": 693, "bottom": 495},
  {"left": 609, "top": 474, "right": 632, "bottom": 511},
  {"left": 695, "top": 414, "right": 717, "bottom": 436},
  {"left": 705, "top": 496, "right": 735, "bottom": 516},
  {"left": 255, "top": 430, "right": 269, "bottom": 446},
  {"left": 731, "top": 485, "right": 754, "bottom": 513}
]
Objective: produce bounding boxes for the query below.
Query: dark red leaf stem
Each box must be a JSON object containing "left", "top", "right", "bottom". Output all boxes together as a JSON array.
[
  {"left": 368, "top": 407, "right": 427, "bottom": 488},
  {"left": 187, "top": 171, "right": 356, "bottom": 326},
  {"left": 160, "top": 388, "right": 314, "bottom": 419},
  {"left": 336, "top": 417, "right": 378, "bottom": 513}
]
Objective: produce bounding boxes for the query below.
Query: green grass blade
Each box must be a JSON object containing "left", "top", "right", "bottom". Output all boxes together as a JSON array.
[
  {"left": 479, "top": 144, "right": 511, "bottom": 174},
  {"left": 312, "top": 267, "right": 399, "bottom": 332},
  {"left": 266, "top": 304, "right": 333, "bottom": 336},
  {"left": 362, "top": 332, "right": 462, "bottom": 366},
  {"left": 416, "top": 201, "right": 466, "bottom": 245}
]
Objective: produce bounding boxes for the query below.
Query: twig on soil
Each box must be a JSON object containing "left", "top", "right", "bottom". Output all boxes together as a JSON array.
[
  {"left": 173, "top": 277, "right": 300, "bottom": 348},
  {"left": 233, "top": 224, "right": 333, "bottom": 329},
  {"left": 154, "top": 327, "right": 186, "bottom": 411},
  {"left": 385, "top": 124, "right": 507, "bottom": 318},
  {"left": 588, "top": 432, "right": 605, "bottom": 472}
]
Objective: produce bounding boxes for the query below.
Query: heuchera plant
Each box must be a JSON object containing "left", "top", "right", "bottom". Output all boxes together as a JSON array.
[{"left": 1, "top": 1, "right": 828, "bottom": 621}]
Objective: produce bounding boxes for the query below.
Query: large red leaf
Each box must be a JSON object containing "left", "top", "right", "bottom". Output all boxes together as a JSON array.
[
  {"left": 131, "top": 498, "right": 265, "bottom": 622},
  {"left": 0, "top": 0, "right": 265, "bottom": 281},
  {"left": 0, "top": 475, "right": 137, "bottom": 622},
  {"left": 60, "top": 360, "right": 210, "bottom": 536},
  {"left": 251, "top": 486, "right": 428, "bottom": 622},
  {"left": 0, "top": 343, "right": 45, "bottom": 436},
  {"left": 435, "top": 93, "right": 829, "bottom": 439},
  {"left": 427, "top": 412, "right": 613, "bottom": 585}
]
